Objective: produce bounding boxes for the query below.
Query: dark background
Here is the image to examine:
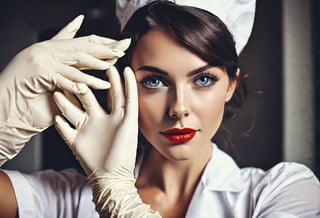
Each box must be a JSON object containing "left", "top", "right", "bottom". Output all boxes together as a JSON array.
[
  {"left": 0, "top": 0, "right": 318, "bottom": 177},
  {"left": 313, "top": 0, "right": 320, "bottom": 178}
]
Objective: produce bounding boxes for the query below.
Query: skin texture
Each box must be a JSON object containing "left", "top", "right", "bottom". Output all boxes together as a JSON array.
[
  {"left": 0, "top": 171, "right": 17, "bottom": 218},
  {"left": 132, "top": 28, "right": 237, "bottom": 217}
]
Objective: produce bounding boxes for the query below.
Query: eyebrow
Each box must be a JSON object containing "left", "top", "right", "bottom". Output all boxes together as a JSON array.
[{"left": 136, "top": 64, "right": 213, "bottom": 76}]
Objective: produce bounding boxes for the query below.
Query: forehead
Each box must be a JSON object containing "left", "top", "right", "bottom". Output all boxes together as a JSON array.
[{"left": 131, "top": 28, "right": 208, "bottom": 71}]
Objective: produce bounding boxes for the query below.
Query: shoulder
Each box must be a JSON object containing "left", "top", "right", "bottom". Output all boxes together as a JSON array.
[
  {"left": 241, "top": 162, "right": 320, "bottom": 217},
  {"left": 241, "top": 162, "right": 319, "bottom": 184}
]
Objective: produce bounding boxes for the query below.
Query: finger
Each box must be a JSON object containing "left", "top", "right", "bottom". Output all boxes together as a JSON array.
[
  {"left": 123, "top": 67, "right": 138, "bottom": 121},
  {"left": 37, "top": 73, "right": 105, "bottom": 96},
  {"left": 74, "top": 83, "right": 102, "bottom": 116},
  {"left": 38, "top": 73, "right": 78, "bottom": 93},
  {"left": 38, "top": 72, "right": 102, "bottom": 95},
  {"left": 63, "top": 90, "right": 82, "bottom": 110},
  {"left": 51, "top": 15, "right": 84, "bottom": 40},
  {"left": 54, "top": 115, "right": 77, "bottom": 147},
  {"left": 106, "top": 67, "right": 125, "bottom": 114},
  {"left": 53, "top": 91, "right": 85, "bottom": 128},
  {"left": 30, "top": 72, "right": 75, "bottom": 94},
  {"left": 113, "top": 67, "right": 139, "bottom": 170},
  {"left": 53, "top": 39, "right": 125, "bottom": 60},
  {"left": 56, "top": 51, "right": 116, "bottom": 70},
  {"left": 107, "top": 38, "right": 131, "bottom": 51},
  {"left": 80, "top": 34, "right": 116, "bottom": 45},
  {"left": 55, "top": 63, "right": 110, "bottom": 89}
]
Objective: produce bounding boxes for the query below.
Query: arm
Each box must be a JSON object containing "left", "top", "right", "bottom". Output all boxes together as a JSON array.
[
  {"left": 253, "top": 163, "right": 320, "bottom": 218},
  {"left": 0, "top": 171, "right": 17, "bottom": 218}
]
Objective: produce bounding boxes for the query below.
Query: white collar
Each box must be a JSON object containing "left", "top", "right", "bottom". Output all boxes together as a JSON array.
[
  {"left": 135, "top": 143, "right": 245, "bottom": 192},
  {"left": 200, "top": 143, "right": 245, "bottom": 192}
]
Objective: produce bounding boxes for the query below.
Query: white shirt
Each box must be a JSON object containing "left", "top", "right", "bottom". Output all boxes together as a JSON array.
[{"left": 3, "top": 144, "right": 320, "bottom": 218}]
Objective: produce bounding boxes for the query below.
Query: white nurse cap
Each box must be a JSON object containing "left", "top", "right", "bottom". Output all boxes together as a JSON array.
[{"left": 115, "top": 0, "right": 256, "bottom": 55}]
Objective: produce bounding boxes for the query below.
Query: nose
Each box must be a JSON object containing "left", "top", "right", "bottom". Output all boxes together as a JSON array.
[{"left": 168, "top": 85, "right": 190, "bottom": 120}]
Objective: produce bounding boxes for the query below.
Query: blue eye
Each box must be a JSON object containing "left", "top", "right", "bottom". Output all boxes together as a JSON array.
[
  {"left": 196, "top": 76, "right": 211, "bottom": 86},
  {"left": 141, "top": 76, "right": 166, "bottom": 88},
  {"left": 193, "top": 73, "right": 219, "bottom": 88},
  {"left": 194, "top": 76, "right": 214, "bottom": 88}
]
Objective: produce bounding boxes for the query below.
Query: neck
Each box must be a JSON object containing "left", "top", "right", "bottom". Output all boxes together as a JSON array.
[
  {"left": 136, "top": 144, "right": 212, "bottom": 197},
  {"left": 135, "top": 144, "right": 212, "bottom": 217}
]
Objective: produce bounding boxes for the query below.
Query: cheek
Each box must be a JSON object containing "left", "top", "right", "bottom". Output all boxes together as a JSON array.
[
  {"left": 196, "top": 90, "right": 227, "bottom": 135},
  {"left": 208, "top": 92, "right": 226, "bottom": 115},
  {"left": 206, "top": 100, "right": 225, "bottom": 131},
  {"left": 138, "top": 92, "right": 166, "bottom": 132}
]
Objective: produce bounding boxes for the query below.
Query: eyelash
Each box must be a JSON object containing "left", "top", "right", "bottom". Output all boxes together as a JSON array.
[
  {"left": 140, "top": 76, "right": 167, "bottom": 89},
  {"left": 139, "top": 72, "right": 219, "bottom": 89},
  {"left": 193, "top": 72, "right": 219, "bottom": 89}
]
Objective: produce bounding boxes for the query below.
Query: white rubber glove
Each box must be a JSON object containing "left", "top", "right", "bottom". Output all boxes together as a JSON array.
[
  {"left": 54, "top": 67, "right": 161, "bottom": 217},
  {"left": 0, "top": 15, "right": 131, "bottom": 166}
]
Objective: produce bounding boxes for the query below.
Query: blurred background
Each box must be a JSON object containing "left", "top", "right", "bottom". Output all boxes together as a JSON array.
[{"left": 0, "top": 0, "right": 319, "bottom": 178}]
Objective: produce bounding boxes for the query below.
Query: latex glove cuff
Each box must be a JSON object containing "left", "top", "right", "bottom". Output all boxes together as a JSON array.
[
  {"left": 0, "top": 121, "right": 39, "bottom": 166},
  {"left": 88, "top": 169, "right": 161, "bottom": 218}
]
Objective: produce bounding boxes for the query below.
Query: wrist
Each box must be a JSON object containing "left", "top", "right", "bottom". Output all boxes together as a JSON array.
[
  {"left": 87, "top": 170, "right": 161, "bottom": 218},
  {"left": 0, "top": 123, "right": 26, "bottom": 166}
]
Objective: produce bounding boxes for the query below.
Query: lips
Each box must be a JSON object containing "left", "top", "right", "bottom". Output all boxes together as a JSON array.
[{"left": 161, "top": 128, "right": 197, "bottom": 144}]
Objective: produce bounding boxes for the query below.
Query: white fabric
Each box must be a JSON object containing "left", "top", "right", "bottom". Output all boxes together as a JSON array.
[
  {"left": 184, "top": 144, "right": 320, "bottom": 218},
  {"left": 3, "top": 168, "right": 98, "bottom": 218},
  {"left": 115, "top": 0, "right": 256, "bottom": 54},
  {"left": 3, "top": 144, "right": 320, "bottom": 217}
]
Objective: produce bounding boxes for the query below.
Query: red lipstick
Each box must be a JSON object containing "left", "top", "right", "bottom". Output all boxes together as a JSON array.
[{"left": 161, "top": 128, "right": 197, "bottom": 144}]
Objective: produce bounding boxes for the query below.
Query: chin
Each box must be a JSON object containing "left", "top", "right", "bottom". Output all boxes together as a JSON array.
[{"left": 164, "top": 144, "right": 196, "bottom": 161}]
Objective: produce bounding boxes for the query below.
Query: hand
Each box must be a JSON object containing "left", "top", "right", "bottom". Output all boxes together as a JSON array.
[
  {"left": 54, "top": 66, "right": 138, "bottom": 176},
  {"left": 54, "top": 67, "right": 160, "bottom": 217},
  {"left": 0, "top": 15, "right": 131, "bottom": 166}
]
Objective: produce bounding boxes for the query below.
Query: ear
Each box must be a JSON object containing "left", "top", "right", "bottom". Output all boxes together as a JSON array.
[{"left": 225, "top": 68, "right": 240, "bottom": 102}]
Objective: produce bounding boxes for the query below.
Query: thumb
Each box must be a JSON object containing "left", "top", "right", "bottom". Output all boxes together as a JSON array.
[{"left": 51, "top": 15, "right": 84, "bottom": 40}]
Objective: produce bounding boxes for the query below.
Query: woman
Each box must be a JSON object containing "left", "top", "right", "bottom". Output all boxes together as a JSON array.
[
  {"left": 1, "top": 1, "right": 319, "bottom": 218},
  {"left": 51, "top": 1, "right": 320, "bottom": 217}
]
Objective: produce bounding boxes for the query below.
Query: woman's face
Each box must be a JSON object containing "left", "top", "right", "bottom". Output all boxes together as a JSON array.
[{"left": 131, "top": 28, "right": 237, "bottom": 161}]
